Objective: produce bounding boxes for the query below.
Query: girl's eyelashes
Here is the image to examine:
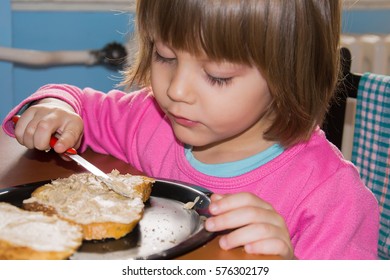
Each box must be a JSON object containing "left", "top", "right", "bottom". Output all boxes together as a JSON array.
[
  {"left": 153, "top": 50, "right": 176, "bottom": 64},
  {"left": 205, "top": 74, "right": 233, "bottom": 87},
  {"left": 153, "top": 48, "right": 233, "bottom": 87}
]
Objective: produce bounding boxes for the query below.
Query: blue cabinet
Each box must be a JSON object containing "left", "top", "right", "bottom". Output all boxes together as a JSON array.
[{"left": 0, "top": 3, "right": 133, "bottom": 120}]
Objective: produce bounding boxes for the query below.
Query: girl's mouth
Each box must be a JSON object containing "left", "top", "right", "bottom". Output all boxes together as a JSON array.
[{"left": 169, "top": 113, "right": 199, "bottom": 127}]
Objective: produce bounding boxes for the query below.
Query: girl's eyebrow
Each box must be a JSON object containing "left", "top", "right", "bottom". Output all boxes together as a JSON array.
[
  {"left": 193, "top": 52, "right": 245, "bottom": 68},
  {"left": 205, "top": 59, "right": 248, "bottom": 71},
  {"left": 153, "top": 40, "right": 250, "bottom": 71}
]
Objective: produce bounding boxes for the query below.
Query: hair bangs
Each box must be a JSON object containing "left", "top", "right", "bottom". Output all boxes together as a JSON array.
[{"left": 139, "top": 0, "right": 260, "bottom": 64}]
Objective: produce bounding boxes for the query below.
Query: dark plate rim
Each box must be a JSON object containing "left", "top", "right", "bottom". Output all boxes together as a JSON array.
[{"left": 0, "top": 178, "right": 217, "bottom": 260}]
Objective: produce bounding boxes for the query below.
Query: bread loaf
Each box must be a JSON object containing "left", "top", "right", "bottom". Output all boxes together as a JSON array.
[
  {"left": 23, "top": 170, "right": 154, "bottom": 240},
  {"left": 0, "top": 202, "right": 83, "bottom": 260}
]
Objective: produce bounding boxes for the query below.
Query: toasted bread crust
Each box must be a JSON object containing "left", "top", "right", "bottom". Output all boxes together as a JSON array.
[
  {"left": 135, "top": 178, "right": 153, "bottom": 202},
  {"left": 0, "top": 238, "right": 81, "bottom": 260},
  {"left": 81, "top": 218, "right": 141, "bottom": 240},
  {"left": 23, "top": 171, "right": 154, "bottom": 240},
  {"left": 23, "top": 201, "right": 57, "bottom": 215},
  {"left": 23, "top": 201, "right": 143, "bottom": 240}
]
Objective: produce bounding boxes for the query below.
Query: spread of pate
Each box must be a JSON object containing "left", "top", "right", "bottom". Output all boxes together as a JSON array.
[
  {"left": 0, "top": 203, "right": 82, "bottom": 252},
  {"left": 23, "top": 170, "right": 151, "bottom": 224}
]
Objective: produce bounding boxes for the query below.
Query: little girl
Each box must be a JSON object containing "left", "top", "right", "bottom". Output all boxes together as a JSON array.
[{"left": 2, "top": 0, "right": 379, "bottom": 259}]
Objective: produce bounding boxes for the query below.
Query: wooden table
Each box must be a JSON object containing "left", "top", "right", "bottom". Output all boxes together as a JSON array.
[{"left": 0, "top": 129, "right": 279, "bottom": 260}]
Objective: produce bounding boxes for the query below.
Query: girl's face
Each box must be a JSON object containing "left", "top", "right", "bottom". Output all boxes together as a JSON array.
[{"left": 151, "top": 41, "right": 275, "bottom": 163}]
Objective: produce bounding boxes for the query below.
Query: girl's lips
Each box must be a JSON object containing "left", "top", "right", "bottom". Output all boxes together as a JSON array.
[{"left": 170, "top": 113, "right": 199, "bottom": 127}]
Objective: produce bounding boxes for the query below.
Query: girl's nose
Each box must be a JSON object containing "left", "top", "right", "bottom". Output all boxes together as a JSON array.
[{"left": 166, "top": 66, "right": 195, "bottom": 104}]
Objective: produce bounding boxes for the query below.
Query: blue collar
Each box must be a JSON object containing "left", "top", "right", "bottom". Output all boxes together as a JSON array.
[{"left": 184, "top": 144, "right": 284, "bottom": 177}]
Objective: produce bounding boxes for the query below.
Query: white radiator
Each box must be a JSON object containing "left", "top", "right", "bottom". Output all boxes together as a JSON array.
[
  {"left": 341, "top": 34, "right": 390, "bottom": 75},
  {"left": 340, "top": 34, "right": 390, "bottom": 160}
]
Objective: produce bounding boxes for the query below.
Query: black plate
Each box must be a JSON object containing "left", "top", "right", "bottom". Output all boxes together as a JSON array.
[{"left": 0, "top": 178, "right": 216, "bottom": 260}]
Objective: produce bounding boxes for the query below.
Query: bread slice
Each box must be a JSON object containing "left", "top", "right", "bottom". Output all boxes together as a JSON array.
[
  {"left": 23, "top": 170, "right": 154, "bottom": 240},
  {"left": 0, "top": 202, "right": 83, "bottom": 260}
]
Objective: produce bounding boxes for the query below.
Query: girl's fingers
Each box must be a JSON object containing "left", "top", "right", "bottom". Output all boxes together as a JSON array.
[
  {"left": 18, "top": 122, "right": 36, "bottom": 149},
  {"left": 206, "top": 193, "right": 282, "bottom": 233},
  {"left": 206, "top": 193, "right": 293, "bottom": 258},
  {"left": 244, "top": 238, "right": 292, "bottom": 259},
  {"left": 210, "top": 193, "right": 224, "bottom": 202},
  {"left": 24, "top": 118, "right": 51, "bottom": 150},
  {"left": 13, "top": 106, "right": 83, "bottom": 154},
  {"left": 33, "top": 118, "right": 61, "bottom": 151},
  {"left": 13, "top": 111, "right": 35, "bottom": 147},
  {"left": 205, "top": 206, "right": 284, "bottom": 232},
  {"left": 218, "top": 224, "right": 292, "bottom": 258},
  {"left": 219, "top": 223, "right": 289, "bottom": 249},
  {"left": 52, "top": 121, "right": 83, "bottom": 154},
  {"left": 209, "top": 192, "right": 274, "bottom": 215},
  {"left": 14, "top": 109, "right": 56, "bottom": 150}
]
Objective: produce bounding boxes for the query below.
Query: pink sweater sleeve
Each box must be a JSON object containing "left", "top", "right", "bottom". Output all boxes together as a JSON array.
[
  {"left": 2, "top": 84, "right": 84, "bottom": 137},
  {"left": 2, "top": 84, "right": 156, "bottom": 169}
]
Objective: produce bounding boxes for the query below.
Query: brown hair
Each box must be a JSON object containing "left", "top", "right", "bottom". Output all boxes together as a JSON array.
[{"left": 122, "top": 0, "right": 341, "bottom": 147}]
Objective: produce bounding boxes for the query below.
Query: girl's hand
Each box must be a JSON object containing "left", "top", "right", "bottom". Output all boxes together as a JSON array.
[
  {"left": 205, "top": 192, "right": 294, "bottom": 259},
  {"left": 13, "top": 98, "right": 84, "bottom": 155}
]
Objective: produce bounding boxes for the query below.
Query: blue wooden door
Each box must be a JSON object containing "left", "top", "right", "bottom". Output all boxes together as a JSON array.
[{"left": 0, "top": 0, "right": 13, "bottom": 121}]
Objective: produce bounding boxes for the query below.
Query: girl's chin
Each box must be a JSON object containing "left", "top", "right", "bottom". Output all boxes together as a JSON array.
[
  {"left": 173, "top": 133, "right": 210, "bottom": 148},
  {"left": 170, "top": 123, "right": 219, "bottom": 148}
]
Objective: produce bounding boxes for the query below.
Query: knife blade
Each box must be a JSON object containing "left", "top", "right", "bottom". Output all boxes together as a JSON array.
[
  {"left": 11, "top": 115, "right": 136, "bottom": 197},
  {"left": 11, "top": 115, "right": 109, "bottom": 179},
  {"left": 48, "top": 136, "right": 110, "bottom": 179}
]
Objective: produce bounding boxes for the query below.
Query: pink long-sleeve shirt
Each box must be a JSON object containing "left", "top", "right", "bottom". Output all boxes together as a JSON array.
[{"left": 2, "top": 84, "right": 379, "bottom": 259}]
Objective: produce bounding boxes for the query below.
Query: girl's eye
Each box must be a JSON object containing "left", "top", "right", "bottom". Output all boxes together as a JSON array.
[
  {"left": 206, "top": 74, "right": 233, "bottom": 87},
  {"left": 153, "top": 51, "right": 176, "bottom": 64}
]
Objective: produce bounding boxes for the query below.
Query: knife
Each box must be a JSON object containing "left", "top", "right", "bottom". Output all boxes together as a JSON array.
[
  {"left": 49, "top": 137, "right": 110, "bottom": 179},
  {"left": 11, "top": 115, "right": 109, "bottom": 179},
  {"left": 11, "top": 115, "right": 136, "bottom": 197}
]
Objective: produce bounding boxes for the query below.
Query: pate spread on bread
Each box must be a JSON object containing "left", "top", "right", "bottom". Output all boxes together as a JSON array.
[
  {"left": 0, "top": 202, "right": 83, "bottom": 260},
  {"left": 23, "top": 170, "right": 154, "bottom": 240}
]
